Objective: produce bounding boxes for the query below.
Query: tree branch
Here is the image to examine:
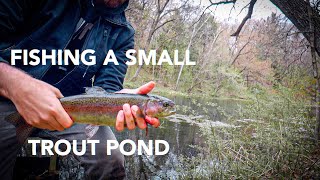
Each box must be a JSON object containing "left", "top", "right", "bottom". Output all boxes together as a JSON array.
[
  {"left": 159, "top": 0, "right": 188, "bottom": 21},
  {"left": 230, "top": 41, "right": 250, "bottom": 65},
  {"left": 237, "top": 2, "right": 250, "bottom": 16},
  {"left": 270, "top": 0, "right": 320, "bottom": 56},
  {"left": 231, "top": 0, "right": 257, "bottom": 36},
  {"left": 201, "top": 0, "right": 237, "bottom": 19},
  {"left": 148, "top": 19, "right": 176, "bottom": 43},
  {"left": 158, "top": 0, "right": 170, "bottom": 14},
  {"left": 208, "top": 0, "right": 236, "bottom": 6}
]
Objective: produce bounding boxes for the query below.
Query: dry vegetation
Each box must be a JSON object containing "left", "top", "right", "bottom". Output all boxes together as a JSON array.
[{"left": 123, "top": 0, "right": 320, "bottom": 178}]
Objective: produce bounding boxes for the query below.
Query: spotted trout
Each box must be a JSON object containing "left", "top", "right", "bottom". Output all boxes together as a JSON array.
[{"left": 4, "top": 87, "right": 175, "bottom": 144}]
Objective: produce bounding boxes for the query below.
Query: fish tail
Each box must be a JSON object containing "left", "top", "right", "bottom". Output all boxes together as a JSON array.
[{"left": 5, "top": 112, "right": 34, "bottom": 144}]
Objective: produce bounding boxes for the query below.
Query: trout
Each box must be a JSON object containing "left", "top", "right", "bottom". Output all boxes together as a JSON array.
[{"left": 4, "top": 86, "right": 175, "bottom": 144}]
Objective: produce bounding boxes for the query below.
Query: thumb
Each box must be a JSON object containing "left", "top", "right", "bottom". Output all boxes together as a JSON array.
[
  {"left": 51, "top": 87, "right": 64, "bottom": 98},
  {"left": 136, "top": 81, "right": 155, "bottom": 95}
]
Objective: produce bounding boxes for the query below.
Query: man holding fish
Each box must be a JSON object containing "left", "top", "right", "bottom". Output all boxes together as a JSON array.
[{"left": 0, "top": 0, "right": 172, "bottom": 179}]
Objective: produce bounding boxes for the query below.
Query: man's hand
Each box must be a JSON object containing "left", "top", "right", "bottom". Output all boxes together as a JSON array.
[
  {"left": 0, "top": 63, "right": 73, "bottom": 131},
  {"left": 115, "top": 81, "right": 160, "bottom": 131}
]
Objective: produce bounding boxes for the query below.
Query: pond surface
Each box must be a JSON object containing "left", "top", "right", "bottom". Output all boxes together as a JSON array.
[
  {"left": 114, "top": 95, "right": 242, "bottom": 179},
  {"left": 1, "top": 95, "right": 243, "bottom": 179}
]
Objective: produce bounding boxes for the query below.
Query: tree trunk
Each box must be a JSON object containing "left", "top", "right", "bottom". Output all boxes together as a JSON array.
[
  {"left": 270, "top": 0, "right": 320, "bottom": 56},
  {"left": 269, "top": 0, "right": 320, "bottom": 139},
  {"left": 130, "top": 18, "right": 158, "bottom": 82},
  {"left": 130, "top": 0, "right": 172, "bottom": 81},
  {"left": 306, "top": 0, "right": 320, "bottom": 140}
]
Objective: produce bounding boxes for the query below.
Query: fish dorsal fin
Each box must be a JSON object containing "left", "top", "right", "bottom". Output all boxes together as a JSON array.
[{"left": 85, "top": 86, "right": 106, "bottom": 94}]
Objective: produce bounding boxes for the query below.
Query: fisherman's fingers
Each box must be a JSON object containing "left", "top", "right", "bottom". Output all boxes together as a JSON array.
[
  {"left": 145, "top": 116, "right": 160, "bottom": 128},
  {"left": 54, "top": 101, "right": 73, "bottom": 129},
  {"left": 33, "top": 110, "right": 64, "bottom": 131},
  {"left": 123, "top": 103, "right": 135, "bottom": 130},
  {"left": 51, "top": 86, "right": 64, "bottom": 98},
  {"left": 21, "top": 109, "right": 55, "bottom": 131},
  {"left": 131, "top": 105, "right": 146, "bottom": 129},
  {"left": 47, "top": 116, "right": 65, "bottom": 131},
  {"left": 29, "top": 120, "right": 55, "bottom": 131},
  {"left": 42, "top": 123, "right": 56, "bottom": 131},
  {"left": 36, "top": 79, "right": 64, "bottom": 98},
  {"left": 116, "top": 110, "right": 125, "bottom": 131},
  {"left": 151, "top": 118, "right": 160, "bottom": 128},
  {"left": 136, "top": 81, "right": 155, "bottom": 95},
  {"left": 115, "top": 81, "right": 155, "bottom": 94}
]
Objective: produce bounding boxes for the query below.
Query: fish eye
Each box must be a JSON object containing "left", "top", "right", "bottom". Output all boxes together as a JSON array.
[{"left": 163, "top": 102, "right": 170, "bottom": 107}]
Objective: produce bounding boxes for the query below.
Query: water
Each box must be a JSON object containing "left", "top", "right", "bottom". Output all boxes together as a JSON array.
[
  {"left": 3, "top": 95, "right": 242, "bottom": 179},
  {"left": 114, "top": 95, "right": 242, "bottom": 179}
]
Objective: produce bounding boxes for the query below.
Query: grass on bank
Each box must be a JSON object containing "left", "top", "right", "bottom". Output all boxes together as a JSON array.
[
  {"left": 124, "top": 66, "right": 319, "bottom": 178},
  {"left": 173, "top": 86, "right": 320, "bottom": 179}
]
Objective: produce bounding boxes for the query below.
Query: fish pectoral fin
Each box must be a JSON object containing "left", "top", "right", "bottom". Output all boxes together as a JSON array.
[
  {"left": 85, "top": 86, "right": 106, "bottom": 94},
  {"left": 5, "top": 112, "right": 34, "bottom": 144}
]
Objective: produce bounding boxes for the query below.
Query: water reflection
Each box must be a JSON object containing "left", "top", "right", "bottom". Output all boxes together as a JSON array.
[
  {"left": 113, "top": 95, "right": 243, "bottom": 179},
  {"left": 114, "top": 121, "right": 203, "bottom": 179}
]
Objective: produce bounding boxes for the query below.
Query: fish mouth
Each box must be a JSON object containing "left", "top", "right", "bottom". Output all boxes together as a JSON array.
[
  {"left": 157, "top": 110, "right": 176, "bottom": 118},
  {"left": 155, "top": 110, "right": 176, "bottom": 118},
  {"left": 168, "top": 110, "right": 176, "bottom": 116},
  {"left": 166, "top": 106, "right": 176, "bottom": 116}
]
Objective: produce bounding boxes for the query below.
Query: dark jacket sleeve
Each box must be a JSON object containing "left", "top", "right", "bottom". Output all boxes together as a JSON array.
[
  {"left": 0, "top": 56, "right": 9, "bottom": 64},
  {"left": 0, "top": 0, "right": 23, "bottom": 63},
  {"left": 93, "top": 32, "right": 134, "bottom": 93},
  {"left": 0, "top": 0, "right": 46, "bottom": 63}
]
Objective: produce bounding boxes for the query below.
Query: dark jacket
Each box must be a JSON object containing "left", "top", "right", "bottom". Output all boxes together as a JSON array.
[{"left": 0, "top": 0, "right": 134, "bottom": 95}]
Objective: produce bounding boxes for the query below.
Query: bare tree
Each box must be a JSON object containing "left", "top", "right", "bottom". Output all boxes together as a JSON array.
[
  {"left": 230, "top": 29, "right": 253, "bottom": 66},
  {"left": 270, "top": 0, "right": 320, "bottom": 56},
  {"left": 175, "top": 14, "right": 212, "bottom": 90},
  {"left": 306, "top": 0, "right": 320, "bottom": 140},
  {"left": 131, "top": 0, "right": 189, "bottom": 81},
  {"left": 207, "top": 0, "right": 320, "bottom": 55},
  {"left": 207, "top": 0, "right": 320, "bottom": 139}
]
